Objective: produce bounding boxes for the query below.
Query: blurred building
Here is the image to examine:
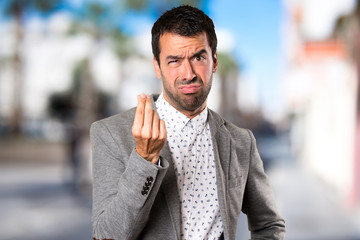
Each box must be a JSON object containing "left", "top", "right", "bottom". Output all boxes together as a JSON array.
[
  {"left": 0, "top": 10, "right": 161, "bottom": 191},
  {"left": 283, "top": 0, "right": 360, "bottom": 208}
]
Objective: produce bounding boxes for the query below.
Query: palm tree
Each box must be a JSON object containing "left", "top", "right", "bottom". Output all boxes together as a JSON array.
[
  {"left": 3, "top": 0, "right": 62, "bottom": 135},
  {"left": 216, "top": 52, "right": 244, "bottom": 126},
  {"left": 67, "top": 0, "right": 205, "bottom": 114}
]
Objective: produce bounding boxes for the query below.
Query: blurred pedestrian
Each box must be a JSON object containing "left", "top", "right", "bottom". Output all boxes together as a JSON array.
[{"left": 90, "top": 5, "right": 285, "bottom": 240}]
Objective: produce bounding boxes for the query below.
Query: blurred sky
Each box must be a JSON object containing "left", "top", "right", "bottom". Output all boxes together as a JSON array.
[
  {"left": 1, "top": 2, "right": 360, "bottom": 238},
  {"left": 209, "top": 0, "right": 284, "bottom": 114},
  {"left": 110, "top": 0, "right": 285, "bottom": 114},
  {"left": 0, "top": 0, "right": 357, "bottom": 116},
  {"left": 112, "top": 0, "right": 356, "bottom": 115}
]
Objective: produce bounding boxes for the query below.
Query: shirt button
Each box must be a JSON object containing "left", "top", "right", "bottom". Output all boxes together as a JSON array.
[
  {"left": 183, "top": 216, "right": 187, "bottom": 222},
  {"left": 187, "top": 184, "right": 192, "bottom": 189}
]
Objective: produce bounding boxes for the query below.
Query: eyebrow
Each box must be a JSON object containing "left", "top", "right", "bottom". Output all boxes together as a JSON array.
[
  {"left": 191, "top": 49, "right": 208, "bottom": 59},
  {"left": 165, "top": 49, "right": 208, "bottom": 62}
]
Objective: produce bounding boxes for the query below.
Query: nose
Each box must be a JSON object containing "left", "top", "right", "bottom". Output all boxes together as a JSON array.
[{"left": 182, "top": 60, "right": 196, "bottom": 81}]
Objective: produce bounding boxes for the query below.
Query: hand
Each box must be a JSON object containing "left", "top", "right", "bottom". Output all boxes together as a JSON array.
[{"left": 132, "top": 94, "right": 167, "bottom": 164}]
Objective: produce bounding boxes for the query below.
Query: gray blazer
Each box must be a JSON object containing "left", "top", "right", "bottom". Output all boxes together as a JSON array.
[{"left": 90, "top": 95, "right": 285, "bottom": 240}]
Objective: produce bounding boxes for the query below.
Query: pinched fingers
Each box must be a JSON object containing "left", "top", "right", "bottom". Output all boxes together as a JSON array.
[
  {"left": 131, "top": 94, "right": 167, "bottom": 163},
  {"left": 152, "top": 111, "right": 160, "bottom": 139},
  {"left": 159, "top": 119, "right": 166, "bottom": 140},
  {"left": 150, "top": 112, "right": 167, "bottom": 139},
  {"left": 132, "top": 94, "right": 146, "bottom": 136},
  {"left": 142, "top": 95, "right": 154, "bottom": 138}
]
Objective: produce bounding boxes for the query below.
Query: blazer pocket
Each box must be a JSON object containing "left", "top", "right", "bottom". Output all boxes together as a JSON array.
[{"left": 229, "top": 175, "right": 243, "bottom": 189}]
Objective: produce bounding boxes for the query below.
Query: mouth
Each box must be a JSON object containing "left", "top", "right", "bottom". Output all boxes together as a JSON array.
[{"left": 178, "top": 84, "right": 201, "bottom": 94}]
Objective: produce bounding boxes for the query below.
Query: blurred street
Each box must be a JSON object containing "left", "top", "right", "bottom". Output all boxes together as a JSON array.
[
  {"left": 1, "top": 0, "right": 360, "bottom": 239},
  {"left": 1, "top": 134, "right": 360, "bottom": 240},
  {"left": 0, "top": 140, "right": 92, "bottom": 240},
  {"left": 257, "top": 134, "right": 360, "bottom": 240},
  {"left": 237, "top": 133, "right": 360, "bottom": 240}
]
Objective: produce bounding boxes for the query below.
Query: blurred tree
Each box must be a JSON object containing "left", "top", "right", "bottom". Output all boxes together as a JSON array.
[
  {"left": 68, "top": 1, "right": 139, "bottom": 113},
  {"left": 333, "top": 1, "right": 360, "bottom": 114},
  {"left": 3, "top": 0, "right": 63, "bottom": 136},
  {"left": 124, "top": 0, "right": 148, "bottom": 10},
  {"left": 126, "top": 0, "right": 205, "bottom": 15},
  {"left": 217, "top": 52, "right": 244, "bottom": 126},
  {"left": 217, "top": 53, "right": 263, "bottom": 130},
  {"left": 59, "top": 1, "right": 141, "bottom": 192},
  {"left": 66, "top": 0, "right": 207, "bottom": 113},
  {"left": 48, "top": 59, "right": 111, "bottom": 193}
]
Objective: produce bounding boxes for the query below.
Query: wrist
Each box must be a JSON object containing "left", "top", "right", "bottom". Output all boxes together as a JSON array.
[{"left": 135, "top": 148, "right": 159, "bottom": 164}]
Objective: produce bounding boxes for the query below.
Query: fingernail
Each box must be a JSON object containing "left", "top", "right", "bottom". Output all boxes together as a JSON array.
[{"left": 139, "top": 93, "right": 146, "bottom": 99}]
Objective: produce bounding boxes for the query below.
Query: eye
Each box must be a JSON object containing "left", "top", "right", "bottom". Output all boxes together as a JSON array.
[
  {"left": 168, "top": 60, "right": 179, "bottom": 64},
  {"left": 194, "top": 55, "right": 205, "bottom": 61}
]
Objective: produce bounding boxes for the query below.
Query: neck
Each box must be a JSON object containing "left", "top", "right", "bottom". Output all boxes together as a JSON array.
[
  {"left": 182, "top": 104, "right": 207, "bottom": 119},
  {"left": 163, "top": 94, "right": 207, "bottom": 119}
]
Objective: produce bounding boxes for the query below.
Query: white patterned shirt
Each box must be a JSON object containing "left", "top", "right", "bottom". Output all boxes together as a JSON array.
[{"left": 155, "top": 93, "right": 223, "bottom": 240}]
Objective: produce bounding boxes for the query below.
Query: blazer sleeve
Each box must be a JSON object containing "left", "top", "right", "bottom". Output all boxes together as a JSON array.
[
  {"left": 242, "top": 130, "right": 286, "bottom": 239},
  {"left": 90, "top": 120, "right": 169, "bottom": 240}
]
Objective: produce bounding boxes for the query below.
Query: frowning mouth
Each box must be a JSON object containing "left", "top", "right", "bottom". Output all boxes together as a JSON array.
[{"left": 178, "top": 84, "right": 201, "bottom": 94}]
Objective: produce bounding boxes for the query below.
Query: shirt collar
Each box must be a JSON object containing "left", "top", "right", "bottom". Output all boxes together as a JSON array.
[{"left": 155, "top": 93, "right": 208, "bottom": 134}]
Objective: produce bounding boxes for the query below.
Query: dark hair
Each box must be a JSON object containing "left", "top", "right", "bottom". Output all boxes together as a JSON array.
[{"left": 151, "top": 5, "right": 217, "bottom": 64}]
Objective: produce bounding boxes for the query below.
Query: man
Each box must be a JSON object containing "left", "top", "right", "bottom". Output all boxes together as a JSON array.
[{"left": 91, "top": 5, "right": 285, "bottom": 240}]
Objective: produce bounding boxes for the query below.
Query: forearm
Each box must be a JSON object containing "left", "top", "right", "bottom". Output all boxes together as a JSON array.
[
  {"left": 92, "top": 149, "right": 169, "bottom": 239},
  {"left": 249, "top": 220, "right": 285, "bottom": 240},
  {"left": 244, "top": 166, "right": 285, "bottom": 239},
  {"left": 243, "top": 130, "right": 285, "bottom": 239},
  {"left": 90, "top": 122, "right": 169, "bottom": 240}
]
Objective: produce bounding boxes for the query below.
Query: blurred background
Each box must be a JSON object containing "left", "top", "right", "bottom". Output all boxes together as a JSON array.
[{"left": 1, "top": 0, "right": 360, "bottom": 239}]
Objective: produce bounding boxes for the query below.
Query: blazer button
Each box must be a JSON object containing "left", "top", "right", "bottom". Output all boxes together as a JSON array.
[
  {"left": 141, "top": 190, "right": 147, "bottom": 195},
  {"left": 147, "top": 176, "right": 153, "bottom": 182},
  {"left": 145, "top": 182, "right": 151, "bottom": 187},
  {"left": 143, "top": 186, "right": 149, "bottom": 191}
]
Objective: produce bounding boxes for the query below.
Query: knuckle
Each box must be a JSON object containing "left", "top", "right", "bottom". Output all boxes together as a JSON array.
[
  {"left": 132, "top": 133, "right": 141, "bottom": 139},
  {"left": 142, "top": 132, "right": 151, "bottom": 140},
  {"left": 160, "top": 133, "right": 166, "bottom": 139},
  {"left": 136, "top": 107, "right": 144, "bottom": 116},
  {"left": 152, "top": 133, "right": 159, "bottom": 139},
  {"left": 146, "top": 109, "right": 153, "bottom": 116},
  {"left": 132, "top": 127, "right": 140, "bottom": 136}
]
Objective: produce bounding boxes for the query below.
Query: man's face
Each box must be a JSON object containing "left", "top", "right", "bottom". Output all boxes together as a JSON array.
[{"left": 153, "top": 32, "right": 217, "bottom": 117}]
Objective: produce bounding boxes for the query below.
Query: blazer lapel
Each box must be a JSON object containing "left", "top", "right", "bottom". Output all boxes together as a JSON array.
[
  {"left": 157, "top": 108, "right": 231, "bottom": 240},
  {"left": 152, "top": 94, "right": 181, "bottom": 239},
  {"left": 160, "top": 142, "right": 181, "bottom": 240},
  {"left": 208, "top": 110, "right": 231, "bottom": 240},
  {"left": 208, "top": 109, "right": 231, "bottom": 187},
  {"left": 208, "top": 110, "right": 231, "bottom": 180}
]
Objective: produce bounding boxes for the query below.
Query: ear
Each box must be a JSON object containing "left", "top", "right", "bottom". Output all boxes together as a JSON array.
[
  {"left": 153, "top": 57, "right": 162, "bottom": 79},
  {"left": 212, "top": 52, "right": 218, "bottom": 73}
]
